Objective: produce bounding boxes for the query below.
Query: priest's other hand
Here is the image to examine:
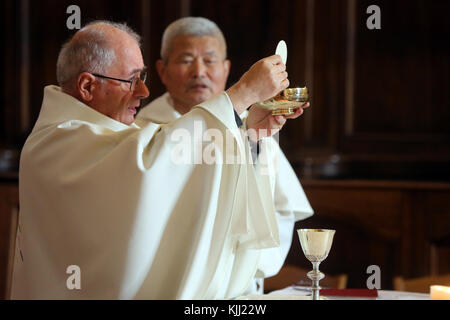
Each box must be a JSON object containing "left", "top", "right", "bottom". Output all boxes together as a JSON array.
[
  {"left": 226, "top": 55, "right": 289, "bottom": 114},
  {"left": 246, "top": 102, "right": 310, "bottom": 142}
]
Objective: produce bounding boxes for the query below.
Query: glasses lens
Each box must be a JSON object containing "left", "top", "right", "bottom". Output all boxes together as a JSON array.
[
  {"left": 140, "top": 71, "right": 147, "bottom": 83},
  {"left": 131, "top": 71, "right": 147, "bottom": 91}
]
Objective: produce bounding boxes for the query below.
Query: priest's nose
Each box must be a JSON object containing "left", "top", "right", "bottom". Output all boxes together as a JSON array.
[
  {"left": 191, "top": 59, "right": 207, "bottom": 78},
  {"left": 135, "top": 80, "right": 150, "bottom": 99}
]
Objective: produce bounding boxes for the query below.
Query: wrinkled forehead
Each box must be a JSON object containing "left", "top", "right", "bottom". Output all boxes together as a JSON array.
[{"left": 168, "top": 35, "right": 226, "bottom": 61}]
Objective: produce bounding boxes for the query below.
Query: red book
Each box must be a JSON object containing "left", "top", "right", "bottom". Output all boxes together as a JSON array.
[{"left": 320, "top": 289, "right": 379, "bottom": 298}]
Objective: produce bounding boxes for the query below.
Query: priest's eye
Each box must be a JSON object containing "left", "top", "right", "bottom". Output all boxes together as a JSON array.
[{"left": 180, "top": 59, "right": 193, "bottom": 65}]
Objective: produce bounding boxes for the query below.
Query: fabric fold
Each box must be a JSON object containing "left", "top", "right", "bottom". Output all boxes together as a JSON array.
[{"left": 12, "top": 86, "right": 280, "bottom": 300}]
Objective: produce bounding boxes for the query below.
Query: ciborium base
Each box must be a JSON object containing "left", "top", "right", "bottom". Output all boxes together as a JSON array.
[{"left": 271, "top": 108, "right": 295, "bottom": 116}]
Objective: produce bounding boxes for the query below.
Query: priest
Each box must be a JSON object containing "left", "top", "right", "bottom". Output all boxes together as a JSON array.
[
  {"left": 12, "top": 20, "right": 300, "bottom": 299},
  {"left": 136, "top": 17, "right": 314, "bottom": 294}
]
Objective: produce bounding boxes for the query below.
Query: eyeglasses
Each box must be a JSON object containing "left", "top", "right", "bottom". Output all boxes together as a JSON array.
[{"left": 92, "top": 70, "right": 147, "bottom": 91}]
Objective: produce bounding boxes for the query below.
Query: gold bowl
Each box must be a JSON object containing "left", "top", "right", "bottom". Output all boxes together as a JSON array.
[{"left": 256, "top": 87, "right": 309, "bottom": 115}]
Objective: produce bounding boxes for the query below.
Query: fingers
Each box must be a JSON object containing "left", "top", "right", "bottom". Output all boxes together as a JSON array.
[
  {"left": 280, "top": 77, "right": 290, "bottom": 90},
  {"left": 275, "top": 115, "right": 286, "bottom": 125},
  {"left": 284, "top": 107, "right": 304, "bottom": 119},
  {"left": 264, "top": 55, "right": 287, "bottom": 78},
  {"left": 262, "top": 61, "right": 289, "bottom": 99},
  {"left": 268, "top": 115, "right": 286, "bottom": 132},
  {"left": 272, "top": 63, "right": 288, "bottom": 91},
  {"left": 283, "top": 102, "right": 310, "bottom": 119},
  {"left": 265, "top": 54, "right": 284, "bottom": 66},
  {"left": 238, "top": 55, "right": 289, "bottom": 105},
  {"left": 271, "top": 62, "right": 286, "bottom": 73},
  {"left": 269, "top": 59, "right": 287, "bottom": 81}
]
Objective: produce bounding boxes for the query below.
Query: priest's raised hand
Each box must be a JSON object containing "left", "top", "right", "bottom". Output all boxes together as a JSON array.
[{"left": 226, "top": 54, "right": 289, "bottom": 115}]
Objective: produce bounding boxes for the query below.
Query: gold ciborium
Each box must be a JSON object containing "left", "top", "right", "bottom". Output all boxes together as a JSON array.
[
  {"left": 256, "top": 87, "right": 309, "bottom": 116},
  {"left": 297, "top": 229, "right": 335, "bottom": 300}
]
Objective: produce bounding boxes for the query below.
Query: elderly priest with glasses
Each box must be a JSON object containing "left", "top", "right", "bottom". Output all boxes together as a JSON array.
[{"left": 12, "top": 20, "right": 306, "bottom": 299}]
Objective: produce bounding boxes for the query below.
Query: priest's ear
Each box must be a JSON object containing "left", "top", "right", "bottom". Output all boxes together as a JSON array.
[
  {"left": 76, "top": 72, "right": 97, "bottom": 102},
  {"left": 223, "top": 59, "right": 231, "bottom": 79}
]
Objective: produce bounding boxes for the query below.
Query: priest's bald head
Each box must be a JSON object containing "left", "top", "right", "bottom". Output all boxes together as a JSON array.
[
  {"left": 156, "top": 17, "right": 231, "bottom": 115},
  {"left": 56, "top": 21, "right": 149, "bottom": 125}
]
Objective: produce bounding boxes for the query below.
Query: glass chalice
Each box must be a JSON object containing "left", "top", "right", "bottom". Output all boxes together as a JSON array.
[{"left": 297, "top": 229, "right": 336, "bottom": 300}]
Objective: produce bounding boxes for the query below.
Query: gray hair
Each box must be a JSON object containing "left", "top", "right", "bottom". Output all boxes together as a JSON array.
[
  {"left": 161, "top": 17, "right": 227, "bottom": 63},
  {"left": 56, "top": 20, "right": 141, "bottom": 88}
]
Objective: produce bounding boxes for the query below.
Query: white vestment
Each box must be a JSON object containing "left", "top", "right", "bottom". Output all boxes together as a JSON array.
[
  {"left": 12, "top": 86, "right": 284, "bottom": 300},
  {"left": 136, "top": 93, "right": 314, "bottom": 292}
]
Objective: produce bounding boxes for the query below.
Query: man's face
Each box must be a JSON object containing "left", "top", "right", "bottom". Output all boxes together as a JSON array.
[
  {"left": 90, "top": 31, "right": 149, "bottom": 125},
  {"left": 158, "top": 35, "right": 230, "bottom": 109}
]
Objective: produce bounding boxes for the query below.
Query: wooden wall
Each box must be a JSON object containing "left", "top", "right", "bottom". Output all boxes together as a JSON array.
[
  {"left": 0, "top": 184, "right": 18, "bottom": 299},
  {"left": 2, "top": 0, "right": 450, "bottom": 166},
  {"left": 287, "top": 180, "right": 450, "bottom": 290},
  {"left": 1, "top": 0, "right": 449, "bottom": 297}
]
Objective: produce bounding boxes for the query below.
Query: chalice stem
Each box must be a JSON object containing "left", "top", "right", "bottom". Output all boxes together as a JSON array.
[
  {"left": 309, "top": 261, "right": 323, "bottom": 300},
  {"left": 312, "top": 280, "right": 320, "bottom": 300}
]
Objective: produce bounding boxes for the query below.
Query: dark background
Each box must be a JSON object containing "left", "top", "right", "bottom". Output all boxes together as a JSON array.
[
  {"left": 2, "top": 0, "right": 450, "bottom": 179},
  {"left": 1, "top": 0, "right": 449, "bottom": 296}
]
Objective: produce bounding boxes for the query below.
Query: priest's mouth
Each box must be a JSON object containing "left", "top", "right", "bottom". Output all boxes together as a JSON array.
[
  {"left": 128, "top": 106, "right": 139, "bottom": 115},
  {"left": 189, "top": 84, "right": 209, "bottom": 91}
]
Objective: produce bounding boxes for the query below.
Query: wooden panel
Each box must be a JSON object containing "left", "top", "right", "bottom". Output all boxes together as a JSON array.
[
  {"left": 0, "top": 183, "right": 19, "bottom": 300},
  {"left": 285, "top": 180, "right": 450, "bottom": 290},
  {"left": 1, "top": 0, "right": 26, "bottom": 147},
  {"left": 0, "top": 0, "right": 449, "bottom": 295},
  {"left": 304, "top": 186, "right": 403, "bottom": 239},
  {"left": 352, "top": 0, "right": 450, "bottom": 136},
  {"left": 1, "top": 0, "right": 450, "bottom": 180},
  {"left": 342, "top": 0, "right": 450, "bottom": 156},
  {"left": 431, "top": 244, "right": 450, "bottom": 275},
  {"left": 186, "top": 0, "right": 450, "bottom": 180},
  {"left": 287, "top": 182, "right": 403, "bottom": 289},
  {"left": 426, "top": 192, "right": 450, "bottom": 240},
  {"left": 287, "top": 0, "right": 449, "bottom": 179},
  {"left": 0, "top": 0, "right": 187, "bottom": 146},
  {"left": 425, "top": 191, "right": 450, "bottom": 275}
]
